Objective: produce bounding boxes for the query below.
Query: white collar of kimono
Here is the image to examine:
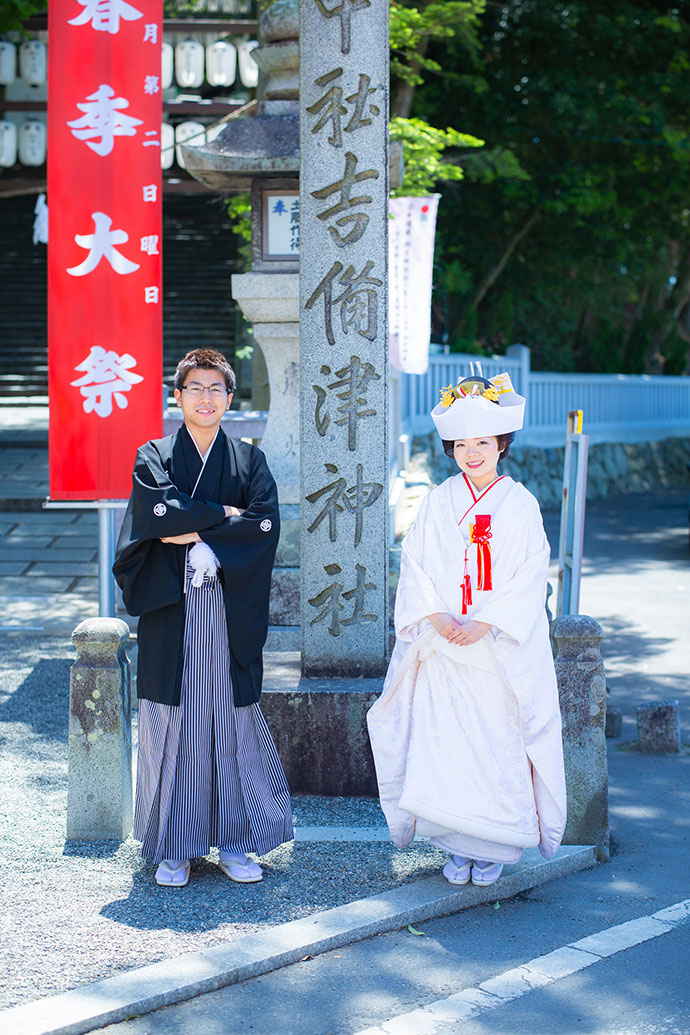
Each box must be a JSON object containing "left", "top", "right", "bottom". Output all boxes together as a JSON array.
[
  {"left": 190, "top": 427, "right": 220, "bottom": 498},
  {"left": 452, "top": 472, "right": 513, "bottom": 540}
]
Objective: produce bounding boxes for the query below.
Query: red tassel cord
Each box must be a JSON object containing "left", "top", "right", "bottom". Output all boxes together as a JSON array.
[
  {"left": 470, "top": 514, "right": 493, "bottom": 591},
  {"left": 461, "top": 548, "right": 472, "bottom": 614}
]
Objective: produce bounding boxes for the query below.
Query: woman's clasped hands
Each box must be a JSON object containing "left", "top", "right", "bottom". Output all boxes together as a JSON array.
[{"left": 428, "top": 612, "right": 491, "bottom": 646}]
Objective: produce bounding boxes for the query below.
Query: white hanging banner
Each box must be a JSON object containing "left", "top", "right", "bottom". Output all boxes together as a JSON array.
[{"left": 389, "top": 194, "right": 440, "bottom": 375}]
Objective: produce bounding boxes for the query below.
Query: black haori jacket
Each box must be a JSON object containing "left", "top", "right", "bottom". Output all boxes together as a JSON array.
[{"left": 113, "top": 424, "right": 280, "bottom": 708}]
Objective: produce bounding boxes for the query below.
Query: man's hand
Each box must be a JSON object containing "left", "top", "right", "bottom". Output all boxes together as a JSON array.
[
  {"left": 160, "top": 532, "right": 201, "bottom": 545},
  {"left": 223, "top": 505, "right": 246, "bottom": 518},
  {"left": 428, "top": 612, "right": 491, "bottom": 645}
]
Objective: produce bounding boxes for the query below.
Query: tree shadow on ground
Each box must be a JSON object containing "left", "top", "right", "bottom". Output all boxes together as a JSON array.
[
  {"left": 0, "top": 658, "right": 71, "bottom": 741},
  {"left": 595, "top": 613, "right": 679, "bottom": 672},
  {"left": 544, "top": 488, "right": 688, "bottom": 574}
]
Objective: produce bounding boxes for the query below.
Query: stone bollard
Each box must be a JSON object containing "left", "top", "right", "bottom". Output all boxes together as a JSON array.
[
  {"left": 66, "top": 618, "right": 133, "bottom": 841},
  {"left": 552, "top": 615, "right": 610, "bottom": 861},
  {"left": 605, "top": 702, "right": 623, "bottom": 739},
  {"left": 636, "top": 701, "right": 681, "bottom": 753}
]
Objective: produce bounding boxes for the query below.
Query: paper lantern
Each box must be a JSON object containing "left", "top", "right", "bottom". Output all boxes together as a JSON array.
[
  {"left": 19, "top": 40, "right": 47, "bottom": 87},
  {"left": 175, "top": 39, "right": 204, "bottom": 89},
  {"left": 206, "top": 40, "right": 236, "bottom": 87},
  {"left": 0, "top": 41, "right": 17, "bottom": 86},
  {"left": 237, "top": 40, "right": 259, "bottom": 88},
  {"left": 175, "top": 121, "right": 205, "bottom": 168},
  {"left": 0, "top": 120, "right": 18, "bottom": 167},
  {"left": 18, "top": 120, "right": 47, "bottom": 166},
  {"left": 161, "top": 41, "right": 174, "bottom": 89},
  {"left": 161, "top": 122, "right": 175, "bottom": 170}
]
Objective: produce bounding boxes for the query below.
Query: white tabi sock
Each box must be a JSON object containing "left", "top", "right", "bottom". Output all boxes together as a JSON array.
[{"left": 219, "top": 850, "right": 250, "bottom": 865}]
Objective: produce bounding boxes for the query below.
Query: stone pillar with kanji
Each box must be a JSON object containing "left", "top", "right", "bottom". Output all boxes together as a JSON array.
[{"left": 299, "top": 0, "right": 389, "bottom": 676}]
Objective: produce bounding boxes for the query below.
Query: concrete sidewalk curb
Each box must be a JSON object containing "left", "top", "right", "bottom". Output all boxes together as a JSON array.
[{"left": 0, "top": 845, "right": 595, "bottom": 1035}]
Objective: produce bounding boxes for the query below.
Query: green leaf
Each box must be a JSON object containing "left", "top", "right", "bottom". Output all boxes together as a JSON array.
[{"left": 407, "top": 924, "right": 426, "bottom": 936}]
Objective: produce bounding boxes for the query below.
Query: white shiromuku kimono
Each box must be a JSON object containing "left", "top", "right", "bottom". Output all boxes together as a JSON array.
[{"left": 367, "top": 472, "right": 567, "bottom": 864}]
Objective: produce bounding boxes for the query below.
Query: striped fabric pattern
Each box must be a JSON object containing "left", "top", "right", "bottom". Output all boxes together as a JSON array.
[{"left": 134, "top": 565, "right": 293, "bottom": 864}]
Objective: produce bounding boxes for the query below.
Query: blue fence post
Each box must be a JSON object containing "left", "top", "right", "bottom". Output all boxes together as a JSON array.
[{"left": 506, "top": 343, "right": 531, "bottom": 403}]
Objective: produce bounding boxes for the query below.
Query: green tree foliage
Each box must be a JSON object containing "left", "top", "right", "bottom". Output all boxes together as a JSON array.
[
  {"left": 0, "top": 1, "right": 45, "bottom": 33},
  {"left": 415, "top": 2, "right": 690, "bottom": 373}
]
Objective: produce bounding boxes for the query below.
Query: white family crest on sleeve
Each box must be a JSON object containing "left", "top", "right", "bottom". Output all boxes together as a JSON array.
[
  {"left": 67, "top": 211, "right": 140, "bottom": 277},
  {"left": 69, "top": 0, "right": 144, "bottom": 34},
  {"left": 153, "top": 503, "right": 167, "bottom": 517},
  {"left": 260, "top": 519, "right": 272, "bottom": 532},
  {"left": 67, "top": 84, "right": 142, "bottom": 157},
  {"left": 71, "top": 345, "right": 143, "bottom": 418}
]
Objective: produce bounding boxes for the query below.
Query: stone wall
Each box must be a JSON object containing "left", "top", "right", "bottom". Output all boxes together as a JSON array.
[{"left": 415, "top": 432, "right": 690, "bottom": 509}]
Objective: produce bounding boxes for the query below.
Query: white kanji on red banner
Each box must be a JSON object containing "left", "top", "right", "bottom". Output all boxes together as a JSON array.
[
  {"left": 67, "top": 83, "right": 142, "bottom": 156},
  {"left": 66, "top": 211, "right": 140, "bottom": 276},
  {"left": 71, "top": 345, "right": 144, "bottom": 417},
  {"left": 69, "top": 0, "right": 144, "bottom": 34}
]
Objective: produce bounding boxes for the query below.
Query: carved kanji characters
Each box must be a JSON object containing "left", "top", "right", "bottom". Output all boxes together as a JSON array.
[
  {"left": 307, "top": 67, "right": 380, "bottom": 148},
  {"left": 308, "top": 562, "right": 378, "bottom": 636},
  {"left": 306, "top": 260, "right": 382, "bottom": 346},
  {"left": 312, "top": 151, "right": 379, "bottom": 247},
  {"left": 314, "top": 0, "right": 372, "bottom": 56},
  {"left": 306, "top": 462, "right": 383, "bottom": 545},
  {"left": 313, "top": 356, "right": 380, "bottom": 450}
]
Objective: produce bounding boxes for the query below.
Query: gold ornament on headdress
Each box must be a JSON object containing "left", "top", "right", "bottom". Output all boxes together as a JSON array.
[
  {"left": 440, "top": 384, "right": 458, "bottom": 408},
  {"left": 439, "top": 377, "right": 502, "bottom": 408}
]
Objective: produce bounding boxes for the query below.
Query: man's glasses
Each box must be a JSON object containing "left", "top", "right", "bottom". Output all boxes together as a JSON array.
[{"left": 181, "top": 384, "right": 228, "bottom": 398}]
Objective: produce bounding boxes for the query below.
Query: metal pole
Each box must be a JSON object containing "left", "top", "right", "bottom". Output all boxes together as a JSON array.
[{"left": 98, "top": 505, "right": 116, "bottom": 617}]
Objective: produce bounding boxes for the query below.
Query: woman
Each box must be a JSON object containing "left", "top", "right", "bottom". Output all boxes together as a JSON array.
[{"left": 367, "top": 372, "right": 566, "bottom": 887}]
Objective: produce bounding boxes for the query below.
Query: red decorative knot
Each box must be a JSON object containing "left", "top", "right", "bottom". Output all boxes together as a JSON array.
[{"left": 470, "top": 515, "right": 493, "bottom": 591}]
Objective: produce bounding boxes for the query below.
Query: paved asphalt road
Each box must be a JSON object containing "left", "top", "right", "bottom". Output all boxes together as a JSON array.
[{"left": 96, "top": 488, "right": 690, "bottom": 1035}]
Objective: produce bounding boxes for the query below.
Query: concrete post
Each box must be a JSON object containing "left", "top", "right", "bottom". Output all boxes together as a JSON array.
[
  {"left": 506, "top": 342, "right": 531, "bottom": 399},
  {"left": 66, "top": 618, "right": 133, "bottom": 841},
  {"left": 552, "top": 614, "right": 610, "bottom": 861}
]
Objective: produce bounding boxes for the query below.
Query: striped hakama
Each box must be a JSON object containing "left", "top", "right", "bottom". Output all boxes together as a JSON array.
[{"left": 134, "top": 565, "right": 293, "bottom": 864}]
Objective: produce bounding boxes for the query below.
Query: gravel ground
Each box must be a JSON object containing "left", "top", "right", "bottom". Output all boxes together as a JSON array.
[{"left": 0, "top": 635, "right": 445, "bottom": 1011}]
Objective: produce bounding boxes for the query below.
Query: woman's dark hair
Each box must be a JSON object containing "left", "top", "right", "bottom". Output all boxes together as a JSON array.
[
  {"left": 443, "top": 432, "right": 516, "bottom": 461},
  {"left": 174, "top": 348, "right": 236, "bottom": 393}
]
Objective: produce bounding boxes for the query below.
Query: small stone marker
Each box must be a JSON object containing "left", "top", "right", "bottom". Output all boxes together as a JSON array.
[
  {"left": 636, "top": 701, "right": 681, "bottom": 753},
  {"left": 552, "top": 614, "right": 609, "bottom": 861},
  {"left": 67, "top": 618, "right": 133, "bottom": 840},
  {"left": 605, "top": 701, "right": 623, "bottom": 739}
]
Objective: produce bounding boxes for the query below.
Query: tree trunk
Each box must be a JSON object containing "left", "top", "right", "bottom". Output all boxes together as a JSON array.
[
  {"left": 644, "top": 244, "right": 690, "bottom": 373},
  {"left": 468, "top": 208, "right": 540, "bottom": 311},
  {"left": 391, "top": 37, "right": 429, "bottom": 119}
]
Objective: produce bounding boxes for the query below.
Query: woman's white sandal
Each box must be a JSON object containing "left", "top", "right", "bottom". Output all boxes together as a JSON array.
[
  {"left": 471, "top": 861, "right": 503, "bottom": 886},
  {"left": 155, "top": 859, "right": 191, "bottom": 887},
  {"left": 442, "top": 855, "right": 472, "bottom": 885}
]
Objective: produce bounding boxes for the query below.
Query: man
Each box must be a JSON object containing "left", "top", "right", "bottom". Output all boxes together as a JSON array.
[{"left": 114, "top": 348, "right": 293, "bottom": 887}]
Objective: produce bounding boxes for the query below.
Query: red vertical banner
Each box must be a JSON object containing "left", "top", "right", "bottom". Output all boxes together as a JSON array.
[{"left": 48, "top": 0, "right": 163, "bottom": 500}]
